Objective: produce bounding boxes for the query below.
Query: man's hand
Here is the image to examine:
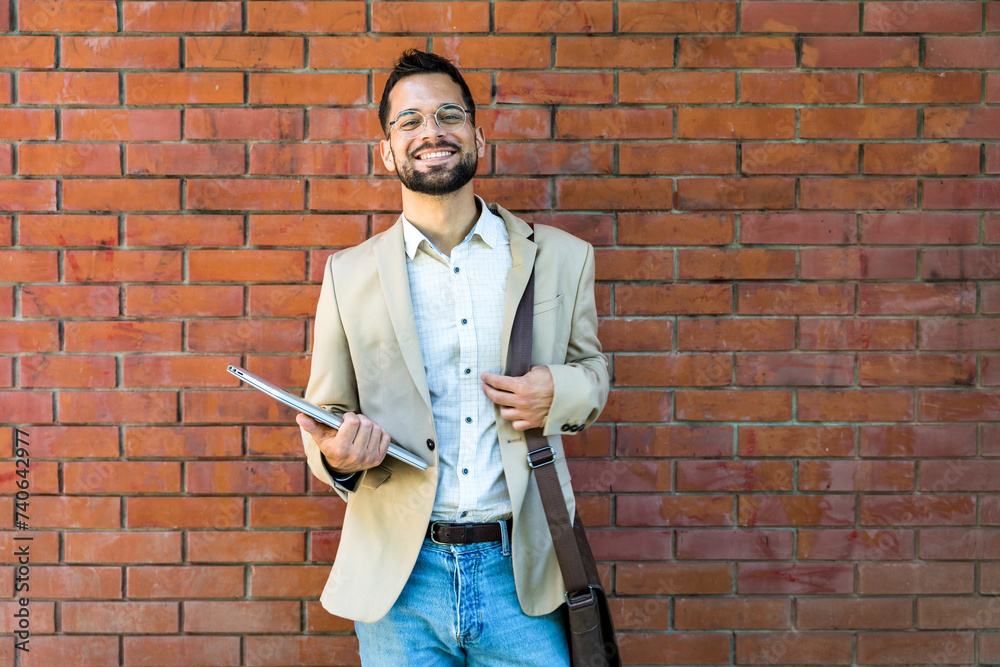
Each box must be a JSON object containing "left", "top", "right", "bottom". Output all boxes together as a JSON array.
[
  {"left": 481, "top": 365, "right": 554, "bottom": 431},
  {"left": 296, "top": 412, "right": 390, "bottom": 475}
]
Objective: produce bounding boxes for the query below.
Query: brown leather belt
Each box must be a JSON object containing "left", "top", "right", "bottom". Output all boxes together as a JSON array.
[{"left": 426, "top": 519, "right": 512, "bottom": 545}]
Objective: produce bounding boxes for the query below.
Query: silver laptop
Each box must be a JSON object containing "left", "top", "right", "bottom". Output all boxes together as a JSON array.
[{"left": 226, "top": 365, "right": 428, "bottom": 471}]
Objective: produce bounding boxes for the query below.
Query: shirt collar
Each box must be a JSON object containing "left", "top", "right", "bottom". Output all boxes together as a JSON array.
[{"left": 401, "top": 195, "right": 508, "bottom": 260}]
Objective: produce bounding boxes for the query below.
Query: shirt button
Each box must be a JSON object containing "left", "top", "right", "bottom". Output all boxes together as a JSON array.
[
  {"left": 454, "top": 267, "right": 460, "bottom": 273},
  {"left": 462, "top": 468, "right": 469, "bottom": 475},
  {"left": 464, "top": 368, "right": 471, "bottom": 375},
  {"left": 461, "top": 318, "right": 468, "bottom": 325},
  {"left": 426, "top": 439, "right": 435, "bottom": 451},
  {"left": 461, "top": 511, "right": 468, "bottom": 518},
  {"left": 465, "top": 417, "right": 472, "bottom": 424}
]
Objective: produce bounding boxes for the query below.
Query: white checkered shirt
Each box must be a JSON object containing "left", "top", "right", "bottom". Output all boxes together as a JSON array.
[{"left": 401, "top": 197, "right": 513, "bottom": 522}]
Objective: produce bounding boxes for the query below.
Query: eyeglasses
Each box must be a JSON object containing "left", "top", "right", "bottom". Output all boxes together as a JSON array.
[{"left": 389, "top": 104, "right": 471, "bottom": 138}]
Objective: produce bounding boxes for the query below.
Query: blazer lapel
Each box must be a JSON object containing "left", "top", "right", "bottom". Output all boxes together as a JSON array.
[
  {"left": 373, "top": 219, "right": 433, "bottom": 413},
  {"left": 495, "top": 205, "right": 537, "bottom": 374}
]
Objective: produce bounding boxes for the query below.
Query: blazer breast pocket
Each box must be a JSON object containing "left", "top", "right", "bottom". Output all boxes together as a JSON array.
[{"left": 533, "top": 294, "right": 563, "bottom": 316}]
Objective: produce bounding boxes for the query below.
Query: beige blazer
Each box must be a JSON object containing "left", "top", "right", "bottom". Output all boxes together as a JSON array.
[{"left": 301, "top": 204, "right": 609, "bottom": 623}]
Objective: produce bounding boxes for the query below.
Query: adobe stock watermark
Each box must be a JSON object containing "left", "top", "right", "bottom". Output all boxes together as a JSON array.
[{"left": 12, "top": 428, "right": 32, "bottom": 653}]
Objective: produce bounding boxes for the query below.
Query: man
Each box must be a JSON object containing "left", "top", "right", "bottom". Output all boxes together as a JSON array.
[{"left": 296, "top": 50, "right": 608, "bottom": 665}]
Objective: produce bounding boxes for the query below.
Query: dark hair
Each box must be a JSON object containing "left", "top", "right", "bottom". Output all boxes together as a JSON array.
[{"left": 378, "top": 50, "right": 476, "bottom": 137}]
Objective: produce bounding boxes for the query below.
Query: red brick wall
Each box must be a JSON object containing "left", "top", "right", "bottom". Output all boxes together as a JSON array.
[{"left": 2, "top": 1, "right": 999, "bottom": 665}]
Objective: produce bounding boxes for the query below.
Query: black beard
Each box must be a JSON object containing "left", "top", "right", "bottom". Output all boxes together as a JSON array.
[{"left": 394, "top": 142, "right": 478, "bottom": 196}]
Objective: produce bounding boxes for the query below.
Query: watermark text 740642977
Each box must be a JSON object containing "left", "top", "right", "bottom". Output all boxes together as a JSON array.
[{"left": 13, "top": 428, "right": 32, "bottom": 653}]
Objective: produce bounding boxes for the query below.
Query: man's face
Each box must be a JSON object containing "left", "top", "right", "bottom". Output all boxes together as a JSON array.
[{"left": 379, "top": 73, "right": 485, "bottom": 197}]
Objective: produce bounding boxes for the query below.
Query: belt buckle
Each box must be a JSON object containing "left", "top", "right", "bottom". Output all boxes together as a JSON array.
[{"left": 429, "top": 521, "right": 451, "bottom": 545}]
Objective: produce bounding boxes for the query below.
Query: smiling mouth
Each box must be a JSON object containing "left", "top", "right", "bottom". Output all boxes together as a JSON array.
[{"left": 416, "top": 150, "right": 454, "bottom": 160}]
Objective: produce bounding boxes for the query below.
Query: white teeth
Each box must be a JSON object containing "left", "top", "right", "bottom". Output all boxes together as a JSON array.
[{"left": 418, "top": 151, "right": 452, "bottom": 160}]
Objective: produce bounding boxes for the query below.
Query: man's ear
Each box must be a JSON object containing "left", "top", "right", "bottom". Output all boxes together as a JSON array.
[
  {"left": 475, "top": 125, "right": 486, "bottom": 158},
  {"left": 379, "top": 138, "right": 395, "bottom": 173}
]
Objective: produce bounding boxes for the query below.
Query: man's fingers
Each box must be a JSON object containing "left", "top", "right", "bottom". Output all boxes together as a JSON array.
[{"left": 480, "top": 371, "right": 519, "bottom": 392}]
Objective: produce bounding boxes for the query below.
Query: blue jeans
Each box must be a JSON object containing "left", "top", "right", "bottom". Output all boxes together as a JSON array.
[{"left": 355, "top": 537, "right": 570, "bottom": 666}]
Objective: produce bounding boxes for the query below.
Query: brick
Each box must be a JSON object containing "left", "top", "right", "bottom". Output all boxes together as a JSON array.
[
  {"left": 497, "top": 72, "right": 612, "bottom": 105},
  {"left": 64, "top": 250, "right": 182, "bottom": 282},
  {"left": 556, "top": 177, "right": 671, "bottom": 211},
  {"left": 801, "top": 178, "right": 916, "bottom": 210},
  {"left": 802, "top": 36, "right": 919, "bottom": 68},
  {"left": 740, "top": 283, "right": 853, "bottom": 315},
  {"left": 616, "top": 562, "right": 732, "bottom": 595},
  {"left": 679, "top": 36, "right": 796, "bottom": 68},
  {"left": 128, "top": 144, "right": 244, "bottom": 176},
  {"left": 19, "top": 214, "right": 118, "bottom": 246},
  {"left": 742, "top": 143, "right": 858, "bottom": 175},
  {"left": 738, "top": 633, "right": 853, "bottom": 665},
  {"left": 63, "top": 602, "right": 178, "bottom": 634},
  {"left": 125, "top": 426, "right": 242, "bottom": 458},
  {"left": 128, "top": 497, "right": 244, "bottom": 530},
  {"left": 434, "top": 35, "right": 550, "bottom": 69},
  {"left": 124, "top": 355, "right": 240, "bottom": 388},
  {"left": 18, "top": 144, "right": 120, "bottom": 176},
  {"left": 861, "top": 213, "right": 979, "bottom": 244},
  {"left": 620, "top": 633, "right": 731, "bottom": 666},
  {"left": 862, "top": 496, "right": 976, "bottom": 527},
  {"left": 0, "top": 251, "right": 58, "bottom": 283},
  {"left": 801, "top": 108, "right": 917, "bottom": 139},
  {"left": 860, "top": 283, "right": 976, "bottom": 315},
  {"left": 186, "top": 109, "right": 303, "bottom": 141},
  {"left": 20, "top": 355, "right": 116, "bottom": 388},
  {"left": 187, "top": 532, "right": 305, "bottom": 563},
  {"left": 740, "top": 495, "right": 855, "bottom": 527},
  {"left": 0, "top": 109, "right": 55, "bottom": 140},
  {"left": 799, "top": 389, "right": 913, "bottom": 422},
  {"left": 861, "top": 353, "right": 976, "bottom": 386},
  {"left": 311, "top": 36, "right": 424, "bottom": 69},
  {"left": 738, "top": 563, "right": 853, "bottom": 595},
  {"left": 0, "top": 36, "right": 56, "bottom": 68},
  {"left": 738, "top": 425, "right": 854, "bottom": 457},
  {"left": 798, "top": 528, "right": 914, "bottom": 560},
  {"left": 620, "top": 1, "right": 736, "bottom": 32},
  {"left": 616, "top": 495, "right": 732, "bottom": 527},
  {"left": 250, "top": 215, "right": 365, "bottom": 249},
  {"left": 496, "top": 1, "right": 611, "bottom": 32},
  {"left": 620, "top": 72, "right": 735, "bottom": 104},
  {"left": 800, "top": 460, "right": 915, "bottom": 492},
  {"left": 921, "top": 528, "right": 1000, "bottom": 559},
  {"left": 557, "top": 36, "right": 673, "bottom": 68},
  {"left": 19, "top": 71, "right": 117, "bottom": 105},
  {"left": 615, "top": 354, "right": 730, "bottom": 388},
  {"left": 247, "top": 0, "right": 364, "bottom": 32},
  {"left": 128, "top": 72, "right": 242, "bottom": 105},
  {"left": 63, "top": 109, "right": 180, "bottom": 141},
  {"left": 679, "top": 108, "right": 795, "bottom": 139},
  {"left": 250, "top": 497, "right": 343, "bottom": 529},
  {"left": 29, "top": 566, "right": 122, "bottom": 599},
  {"left": 123, "top": 1, "right": 242, "bottom": 32},
  {"left": 125, "top": 285, "right": 241, "bottom": 319},
  {"left": 250, "top": 73, "right": 367, "bottom": 106},
  {"left": 248, "top": 424, "right": 307, "bottom": 457},
  {"left": 736, "top": 353, "right": 853, "bottom": 386},
  {"left": 556, "top": 109, "right": 672, "bottom": 140},
  {"left": 187, "top": 36, "right": 303, "bottom": 69},
  {"left": 610, "top": 597, "right": 671, "bottom": 630},
  {"left": 921, "top": 390, "right": 1000, "bottom": 421},
  {"left": 0, "top": 145, "right": 9, "bottom": 174},
  {"left": 680, "top": 177, "right": 795, "bottom": 210},
  {"left": 801, "top": 248, "right": 916, "bottom": 280},
  {"left": 187, "top": 250, "right": 304, "bottom": 282},
  {"left": 598, "top": 319, "right": 672, "bottom": 351},
  {"left": 675, "top": 598, "right": 789, "bottom": 630},
  {"left": 679, "top": 318, "right": 795, "bottom": 351},
  {"left": 922, "top": 460, "right": 1000, "bottom": 492},
  {"left": 742, "top": 1, "right": 858, "bottom": 33},
  {"left": 63, "top": 321, "right": 178, "bottom": 355},
  {"left": 927, "top": 36, "right": 1000, "bottom": 68},
  {"left": 741, "top": 72, "right": 857, "bottom": 104},
  {"left": 19, "top": 426, "right": 117, "bottom": 458},
  {"left": 925, "top": 108, "right": 1000, "bottom": 139},
  {"left": 62, "top": 36, "right": 180, "bottom": 69},
  {"left": 60, "top": 390, "right": 178, "bottom": 423},
  {"left": 926, "top": 179, "right": 1000, "bottom": 210},
  {"left": 621, "top": 144, "right": 736, "bottom": 176},
  {"left": 187, "top": 461, "right": 305, "bottom": 494},
  {"left": 187, "top": 320, "right": 305, "bottom": 353},
  {"left": 0, "top": 180, "right": 56, "bottom": 211},
  {"left": 188, "top": 179, "right": 304, "bottom": 212},
  {"left": 919, "top": 598, "right": 1000, "bottom": 630},
  {"left": 862, "top": 424, "right": 976, "bottom": 458},
  {"left": 679, "top": 249, "right": 792, "bottom": 281},
  {"left": 28, "top": 496, "right": 119, "bottom": 528},
  {"left": 250, "top": 144, "right": 367, "bottom": 177},
  {"left": 495, "top": 144, "right": 612, "bottom": 176},
  {"left": 594, "top": 249, "right": 673, "bottom": 281},
  {"left": 18, "top": 636, "right": 119, "bottom": 667},
  {"left": 677, "top": 460, "right": 793, "bottom": 492},
  {"left": 989, "top": 145, "right": 1000, "bottom": 174},
  {"left": 63, "top": 179, "right": 180, "bottom": 212},
  {"left": 124, "top": 637, "right": 242, "bottom": 667},
  {"left": 858, "top": 632, "right": 974, "bottom": 665},
  {"left": 127, "top": 566, "right": 243, "bottom": 599},
  {"left": 988, "top": 355, "right": 1000, "bottom": 383},
  {"left": 19, "top": 0, "right": 116, "bottom": 31},
  {"left": 65, "top": 532, "right": 182, "bottom": 564},
  {"left": 184, "top": 601, "right": 299, "bottom": 634},
  {"left": 865, "top": 72, "right": 980, "bottom": 104},
  {"left": 865, "top": 1, "right": 982, "bottom": 33},
  {"left": 616, "top": 284, "right": 731, "bottom": 316},
  {"left": 312, "top": 178, "right": 403, "bottom": 213},
  {"left": 676, "top": 389, "right": 792, "bottom": 422},
  {"left": 601, "top": 390, "right": 671, "bottom": 422},
  {"left": 373, "top": 1, "right": 487, "bottom": 31},
  {"left": 921, "top": 319, "right": 1000, "bottom": 350},
  {"left": 587, "top": 528, "right": 671, "bottom": 561},
  {"left": 619, "top": 213, "right": 733, "bottom": 245},
  {"left": 676, "top": 529, "right": 792, "bottom": 560}
]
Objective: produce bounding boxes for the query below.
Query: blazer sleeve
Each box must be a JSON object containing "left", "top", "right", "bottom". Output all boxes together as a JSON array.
[
  {"left": 541, "top": 242, "right": 610, "bottom": 437},
  {"left": 300, "top": 254, "right": 368, "bottom": 498}
]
